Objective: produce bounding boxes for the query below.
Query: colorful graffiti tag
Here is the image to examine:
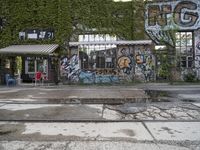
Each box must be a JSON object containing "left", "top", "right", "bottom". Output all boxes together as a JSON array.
[
  {"left": 145, "top": 0, "right": 200, "bottom": 46},
  {"left": 193, "top": 30, "right": 200, "bottom": 79},
  {"left": 79, "top": 71, "right": 119, "bottom": 84},
  {"left": 195, "top": 55, "right": 200, "bottom": 68},
  {"left": 62, "top": 45, "right": 155, "bottom": 84},
  {"left": 135, "top": 47, "right": 155, "bottom": 81},
  {"left": 61, "top": 56, "right": 120, "bottom": 84},
  {"left": 117, "top": 47, "right": 134, "bottom": 76},
  {"left": 60, "top": 54, "right": 80, "bottom": 82},
  {"left": 194, "top": 30, "right": 200, "bottom": 55}
]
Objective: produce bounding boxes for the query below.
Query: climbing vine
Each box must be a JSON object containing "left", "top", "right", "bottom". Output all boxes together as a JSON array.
[{"left": 0, "top": 0, "right": 146, "bottom": 48}]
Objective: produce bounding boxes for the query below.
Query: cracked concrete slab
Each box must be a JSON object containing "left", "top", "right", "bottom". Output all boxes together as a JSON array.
[
  {"left": 193, "top": 103, "right": 200, "bottom": 108},
  {"left": 145, "top": 122, "right": 200, "bottom": 141},
  {"left": 21, "top": 122, "right": 153, "bottom": 141},
  {"left": 0, "top": 103, "right": 199, "bottom": 121},
  {"left": 0, "top": 141, "right": 191, "bottom": 150},
  {"left": 0, "top": 104, "right": 63, "bottom": 111},
  {"left": 0, "top": 104, "right": 6, "bottom": 107},
  {"left": 178, "top": 94, "right": 200, "bottom": 101}
]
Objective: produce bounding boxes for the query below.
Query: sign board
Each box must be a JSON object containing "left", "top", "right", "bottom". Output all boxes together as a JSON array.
[{"left": 19, "top": 29, "right": 54, "bottom": 40}]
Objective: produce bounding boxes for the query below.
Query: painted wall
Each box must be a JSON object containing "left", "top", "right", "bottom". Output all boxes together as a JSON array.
[
  {"left": 194, "top": 29, "right": 200, "bottom": 79},
  {"left": 61, "top": 45, "right": 155, "bottom": 84},
  {"left": 145, "top": 0, "right": 200, "bottom": 47},
  {"left": 145, "top": 0, "right": 200, "bottom": 81},
  {"left": 117, "top": 46, "right": 135, "bottom": 81},
  {"left": 60, "top": 54, "right": 80, "bottom": 82},
  {"left": 135, "top": 46, "right": 155, "bottom": 81}
]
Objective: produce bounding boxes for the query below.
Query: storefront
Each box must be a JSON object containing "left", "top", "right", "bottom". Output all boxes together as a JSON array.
[
  {"left": 60, "top": 40, "right": 155, "bottom": 84},
  {"left": 0, "top": 44, "right": 59, "bottom": 84}
]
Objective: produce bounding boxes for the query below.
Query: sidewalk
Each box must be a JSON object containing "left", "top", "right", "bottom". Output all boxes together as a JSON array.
[
  {"left": 0, "top": 121, "right": 199, "bottom": 150},
  {"left": 0, "top": 85, "right": 149, "bottom": 103},
  {"left": 0, "top": 83, "right": 200, "bottom": 149}
]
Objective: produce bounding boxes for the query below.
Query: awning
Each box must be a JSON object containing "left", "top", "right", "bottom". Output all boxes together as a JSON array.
[
  {"left": 69, "top": 40, "right": 152, "bottom": 46},
  {"left": 0, "top": 44, "right": 59, "bottom": 55}
]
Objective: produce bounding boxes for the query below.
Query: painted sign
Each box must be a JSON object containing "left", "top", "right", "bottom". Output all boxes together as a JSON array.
[
  {"left": 145, "top": 0, "right": 200, "bottom": 46},
  {"left": 19, "top": 29, "right": 54, "bottom": 40}
]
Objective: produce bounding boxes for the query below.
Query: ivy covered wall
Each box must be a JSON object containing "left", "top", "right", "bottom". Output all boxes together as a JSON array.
[{"left": 0, "top": 0, "right": 146, "bottom": 48}]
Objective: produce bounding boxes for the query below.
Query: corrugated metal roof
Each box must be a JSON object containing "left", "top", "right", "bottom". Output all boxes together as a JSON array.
[
  {"left": 0, "top": 44, "right": 59, "bottom": 55},
  {"left": 69, "top": 40, "right": 152, "bottom": 46}
]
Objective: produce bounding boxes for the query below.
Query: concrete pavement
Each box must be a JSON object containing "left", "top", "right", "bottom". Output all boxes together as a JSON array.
[
  {"left": 0, "top": 103, "right": 200, "bottom": 121},
  {"left": 0, "top": 86, "right": 148, "bottom": 103},
  {"left": 0, "top": 83, "right": 200, "bottom": 149},
  {"left": 0, "top": 121, "right": 200, "bottom": 149},
  {"left": 0, "top": 141, "right": 192, "bottom": 150}
]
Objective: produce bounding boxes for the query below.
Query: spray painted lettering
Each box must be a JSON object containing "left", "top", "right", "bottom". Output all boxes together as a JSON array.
[
  {"left": 117, "top": 47, "right": 134, "bottom": 75},
  {"left": 145, "top": 0, "right": 200, "bottom": 46},
  {"left": 60, "top": 54, "right": 80, "bottom": 82},
  {"left": 194, "top": 29, "right": 200, "bottom": 54},
  {"left": 135, "top": 48, "right": 155, "bottom": 82}
]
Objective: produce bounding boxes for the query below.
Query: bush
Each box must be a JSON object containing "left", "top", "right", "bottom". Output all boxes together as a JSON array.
[{"left": 184, "top": 73, "right": 196, "bottom": 82}]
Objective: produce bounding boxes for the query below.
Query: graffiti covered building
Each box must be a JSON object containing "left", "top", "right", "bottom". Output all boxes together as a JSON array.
[
  {"left": 60, "top": 39, "right": 155, "bottom": 84},
  {"left": 145, "top": 0, "right": 200, "bottom": 80}
]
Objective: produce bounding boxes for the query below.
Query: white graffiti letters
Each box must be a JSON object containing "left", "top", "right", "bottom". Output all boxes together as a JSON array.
[{"left": 145, "top": 0, "right": 200, "bottom": 46}]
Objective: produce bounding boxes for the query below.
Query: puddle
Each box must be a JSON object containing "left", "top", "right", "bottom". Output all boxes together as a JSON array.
[
  {"left": 145, "top": 90, "right": 171, "bottom": 102},
  {"left": 181, "top": 99, "right": 196, "bottom": 102},
  {"left": 148, "top": 99, "right": 171, "bottom": 102}
]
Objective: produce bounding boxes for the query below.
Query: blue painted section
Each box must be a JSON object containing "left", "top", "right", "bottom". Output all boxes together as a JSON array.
[
  {"left": 79, "top": 71, "right": 120, "bottom": 84},
  {"left": 79, "top": 71, "right": 95, "bottom": 84},
  {"left": 95, "top": 75, "right": 119, "bottom": 84}
]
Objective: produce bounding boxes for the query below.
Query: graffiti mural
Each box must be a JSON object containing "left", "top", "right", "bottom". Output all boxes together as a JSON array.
[
  {"left": 63, "top": 43, "right": 155, "bottom": 84},
  {"left": 79, "top": 71, "right": 119, "bottom": 84},
  {"left": 95, "top": 75, "right": 119, "bottom": 84},
  {"left": 135, "top": 47, "right": 155, "bottom": 81},
  {"left": 60, "top": 57, "right": 68, "bottom": 76},
  {"left": 117, "top": 56, "right": 133, "bottom": 74},
  {"left": 193, "top": 30, "right": 200, "bottom": 79},
  {"left": 117, "top": 47, "right": 135, "bottom": 80},
  {"left": 145, "top": 0, "right": 200, "bottom": 46},
  {"left": 195, "top": 55, "right": 200, "bottom": 68},
  {"left": 194, "top": 29, "right": 200, "bottom": 55},
  {"left": 61, "top": 56, "right": 120, "bottom": 84},
  {"left": 79, "top": 70, "right": 95, "bottom": 84},
  {"left": 60, "top": 54, "right": 80, "bottom": 82},
  {"left": 136, "top": 55, "right": 145, "bottom": 64}
]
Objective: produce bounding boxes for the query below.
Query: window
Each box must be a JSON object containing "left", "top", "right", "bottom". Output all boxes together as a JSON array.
[
  {"left": 78, "top": 34, "right": 117, "bottom": 70},
  {"left": 25, "top": 57, "right": 35, "bottom": 74},
  {"left": 25, "top": 57, "right": 48, "bottom": 74},
  {"left": 181, "top": 56, "right": 193, "bottom": 68},
  {"left": 176, "top": 32, "right": 193, "bottom": 54},
  {"left": 176, "top": 32, "right": 193, "bottom": 68}
]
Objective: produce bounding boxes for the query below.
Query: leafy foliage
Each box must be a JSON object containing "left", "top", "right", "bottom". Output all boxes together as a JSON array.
[
  {"left": 0, "top": 0, "right": 146, "bottom": 48},
  {"left": 184, "top": 73, "right": 196, "bottom": 82},
  {"left": 157, "top": 54, "right": 170, "bottom": 80}
]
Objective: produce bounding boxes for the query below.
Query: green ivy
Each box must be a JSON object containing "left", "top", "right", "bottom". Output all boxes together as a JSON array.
[{"left": 0, "top": 0, "right": 146, "bottom": 48}]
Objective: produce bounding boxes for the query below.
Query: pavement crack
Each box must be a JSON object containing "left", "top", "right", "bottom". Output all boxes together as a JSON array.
[
  {"left": 104, "top": 105, "right": 125, "bottom": 115},
  {"left": 142, "top": 122, "right": 157, "bottom": 141},
  {"left": 64, "top": 141, "right": 71, "bottom": 150},
  {"left": 186, "top": 112, "right": 197, "bottom": 119},
  {"left": 102, "top": 105, "right": 106, "bottom": 118},
  {"left": 180, "top": 105, "right": 200, "bottom": 111}
]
